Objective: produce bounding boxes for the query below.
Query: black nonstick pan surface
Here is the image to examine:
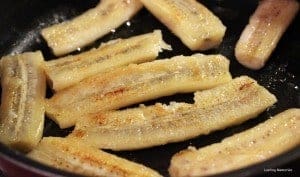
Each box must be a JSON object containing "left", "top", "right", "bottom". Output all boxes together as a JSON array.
[{"left": 0, "top": 0, "right": 299, "bottom": 177}]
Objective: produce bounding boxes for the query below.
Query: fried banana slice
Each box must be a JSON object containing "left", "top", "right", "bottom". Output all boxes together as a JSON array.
[
  {"left": 169, "top": 109, "right": 300, "bottom": 177},
  {"left": 68, "top": 76, "right": 276, "bottom": 150},
  {"left": 140, "top": 0, "right": 226, "bottom": 51},
  {"left": 46, "top": 54, "right": 231, "bottom": 128},
  {"left": 0, "top": 51, "right": 46, "bottom": 152},
  {"left": 45, "top": 30, "right": 171, "bottom": 91},
  {"left": 41, "top": 0, "right": 143, "bottom": 56},
  {"left": 235, "top": 0, "right": 299, "bottom": 70},
  {"left": 27, "top": 137, "right": 162, "bottom": 177}
]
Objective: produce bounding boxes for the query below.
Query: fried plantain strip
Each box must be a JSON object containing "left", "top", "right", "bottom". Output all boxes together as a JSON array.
[
  {"left": 235, "top": 0, "right": 299, "bottom": 70},
  {"left": 68, "top": 76, "right": 277, "bottom": 150},
  {"left": 0, "top": 51, "right": 46, "bottom": 152},
  {"left": 41, "top": 0, "right": 143, "bottom": 56},
  {"left": 27, "top": 137, "right": 162, "bottom": 177},
  {"left": 169, "top": 109, "right": 300, "bottom": 177},
  {"left": 45, "top": 30, "right": 171, "bottom": 91},
  {"left": 140, "top": 0, "right": 226, "bottom": 51},
  {"left": 46, "top": 54, "right": 232, "bottom": 128}
]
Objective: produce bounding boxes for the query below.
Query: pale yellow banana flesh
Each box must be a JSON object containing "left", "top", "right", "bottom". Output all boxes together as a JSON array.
[
  {"left": 41, "top": 0, "right": 143, "bottom": 56},
  {"left": 46, "top": 54, "right": 232, "bottom": 128},
  {"left": 235, "top": 0, "right": 299, "bottom": 70},
  {"left": 27, "top": 137, "right": 162, "bottom": 177},
  {"left": 0, "top": 51, "right": 46, "bottom": 152},
  {"left": 45, "top": 30, "right": 171, "bottom": 91},
  {"left": 140, "top": 0, "right": 226, "bottom": 51},
  {"left": 169, "top": 109, "right": 300, "bottom": 177},
  {"left": 68, "top": 76, "right": 276, "bottom": 151}
]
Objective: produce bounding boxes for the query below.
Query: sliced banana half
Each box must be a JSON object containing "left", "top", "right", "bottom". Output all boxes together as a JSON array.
[{"left": 0, "top": 51, "right": 46, "bottom": 152}]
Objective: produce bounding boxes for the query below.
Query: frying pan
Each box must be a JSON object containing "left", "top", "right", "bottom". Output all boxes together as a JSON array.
[{"left": 0, "top": 0, "right": 299, "bottom": 176}]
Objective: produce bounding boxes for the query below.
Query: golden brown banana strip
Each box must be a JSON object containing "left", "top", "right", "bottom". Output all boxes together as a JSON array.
[
  {"left": 27, "top": 137, "right": 162, "bottom": 177},
  {"left": 169, "top": 109, "right": 300, "bottom": 177},
  {"left": 68, "top": 76, "right": 276, "bottom": 150},
  {"left": 140, "top": 0, "right": 226, "bottom": 51},
  {"left": 41, "top": 0, "right": 143, "bottom": 56},
  {"left": 45, "top": 30, "right": 171, "bottom": 91},
  {"left": 46, "top": 54, "right": 232, "bottom": 128},
  {"left": 235, "top": 0, "right": 299, "bottom": 70},
  {"left": 0, "top": 51, "right": 46, "bottom": 152}
]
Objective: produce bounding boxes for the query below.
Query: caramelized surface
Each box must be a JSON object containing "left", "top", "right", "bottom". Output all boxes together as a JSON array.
[
  {"left": 68, "top": 76, "right": 277, "bottom": 150},
  {"left": 46, "top": 54, "right": 231, "bottom": 128},
  {"left": 42, "top": 0, "right": 143, "bottom": 56},
  {"left": 45, "top": 30, "right": 170, "bottom": 91},
  {"left": 28, "top": 137, "right": 162, "bottom": 177},
  {"left": 169, "top": 109, "right": 300, "bottom": 177}
]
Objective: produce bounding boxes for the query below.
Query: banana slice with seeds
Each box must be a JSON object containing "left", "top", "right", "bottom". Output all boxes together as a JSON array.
[
  {"left": 28, "top": 137, "right": 162, "bottom": 177},
  {"left": 42, "top": 0, "right": 143, "bottom": 56},
  {"left": 68, "top": 76, "right": 277, "bottom": 150},
  {"left": 46, "top": 54, "right": 232, "bottom": 128},
  {"left": 140, "top": 0, "right": 226, "bottom": 51},
  {"left": 0, "top": 51, "right": 46, "bottom": 152},
  {"left": 169, "top": 108, "right": 300, "bottom": 177},
  {"left": 45, "top": 30, "right": 171, "bottom": 91}
]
